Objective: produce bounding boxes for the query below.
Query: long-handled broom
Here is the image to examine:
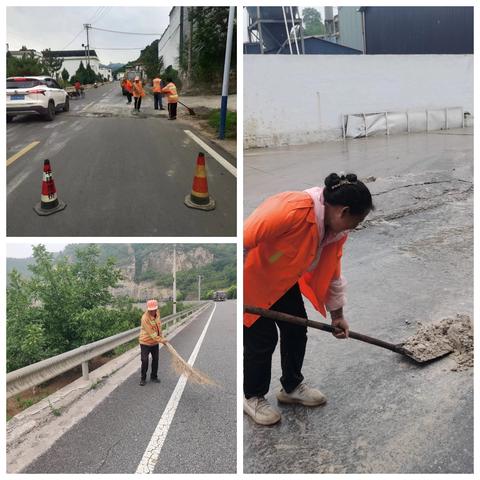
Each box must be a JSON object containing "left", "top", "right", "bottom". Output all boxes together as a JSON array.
[{"left": 164, "top": 342, "right": 217, "bottom": 385}]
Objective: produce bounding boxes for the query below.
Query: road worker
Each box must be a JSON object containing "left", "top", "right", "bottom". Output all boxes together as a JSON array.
[
  {"left": 132, "top": 76, "right": 145, "bottom": 113},
  {"left": 162, "top": 77, "right": 178, "bottom": 120},
  {"left": 243, "top": 173, "right": 374, "bottom": 425},
  {"left": 123, "top": 77, "right": 133, "bottom": 105},
  {"left": 139, "top": 299, "right": 166, "bottom": 386},
  {"left": 152, "top": 75, "right": 165, "bottom": 111}
]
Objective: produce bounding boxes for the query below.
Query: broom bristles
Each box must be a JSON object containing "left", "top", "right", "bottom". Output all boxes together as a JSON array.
[{"left": 165, "top": 343, "right": 217, "bottom": 386}]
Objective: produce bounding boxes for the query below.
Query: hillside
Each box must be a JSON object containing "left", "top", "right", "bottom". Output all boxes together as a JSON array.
[{"left": 8, "top": 244, "right": 236, "bottom": 301}]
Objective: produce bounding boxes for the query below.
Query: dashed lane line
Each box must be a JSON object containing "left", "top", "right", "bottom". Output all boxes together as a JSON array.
[
  {"left": 6, "top": 141, "right": 40, "bottom": 167},
  {"left": 135, "top": 303, "right": 217, "bottom": 474},
  {"left": 184, "top": 129, "right": 237, "bottom": 177}
]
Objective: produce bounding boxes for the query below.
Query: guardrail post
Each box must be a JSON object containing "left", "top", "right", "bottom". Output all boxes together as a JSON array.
[{"left": 82, "top": 361, "right": 89, "bottom": 381}]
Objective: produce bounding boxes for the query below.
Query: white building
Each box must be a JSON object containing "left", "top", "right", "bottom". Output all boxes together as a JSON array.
[
  {"left": 99, "top": 65, "right": 113, "bottom": 81},
  {"left": 158, "top": 7, "right": 190, "bottom": 70},
  {"left": 48, "top": 50, "right": 102, "bottom": 80},
  {"left": 9, "top": 49, "right": 43, "bottom": 60}
]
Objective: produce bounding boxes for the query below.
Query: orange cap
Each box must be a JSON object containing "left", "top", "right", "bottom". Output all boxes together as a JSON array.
[{"left": 147, "top": 299, "right": 158, "bottom": 311}]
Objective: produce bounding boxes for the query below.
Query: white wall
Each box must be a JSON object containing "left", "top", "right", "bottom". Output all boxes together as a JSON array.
[
  {"left": 60, "top": 57, "right": 101, "bottom": 79},
  {"left": 158, "top": 7, "right": 181, "bottom": 70},
  {"left": 244, "top": 54, "right": 473, "bottom": 148}
]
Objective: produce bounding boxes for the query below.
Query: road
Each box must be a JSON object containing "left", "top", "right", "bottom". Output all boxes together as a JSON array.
[
  {"left": 22, "top": 301, "right": 236, "bottom": 474},
  {"left": 243, "top": 130, "right": 473, "bottom": 473},
  {"left": 7, "top": 82, "right": 236, "bottom": 236}
]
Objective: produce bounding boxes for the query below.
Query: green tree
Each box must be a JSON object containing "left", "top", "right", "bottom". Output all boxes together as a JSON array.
[
  {"left": 61, "top": 68, "right": 70, "bottom": 82},
  {"left": 74, "top": 61, "right": 87, "bottom": 83},
  {"left": 180, "top": 7, "right": 237, "bottom": 89},
  {"left": 41, "top": 49, "right": 63, "bottom": 76},
  {"left": 7, "top": 51, "right": 45, "bottom": 77},
  {"left": 226, "top": 285, "right": 237, "bottom": 299},
  {"left": 6, "top": 245, "right": 132, "bottom": 372},
  {"left": 302, "top": 8, "right": 326, "bottom": 36}
]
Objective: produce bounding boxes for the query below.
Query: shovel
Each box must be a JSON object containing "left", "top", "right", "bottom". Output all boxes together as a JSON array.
[
  {"left": 178, "top": 100, "right": 195, "bottom": 115},
  {"left": 244, "top": 306, "right": 453, "bottom": 364}
]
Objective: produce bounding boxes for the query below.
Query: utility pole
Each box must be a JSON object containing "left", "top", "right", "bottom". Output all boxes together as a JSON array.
[
  {"left": 219, "top": 6, "right": 235, "bottom": 139},
  {"left": 83, "top": 24, "right": 91, "bottom": 66},
  {"left": 198, "top": 275, "right": 202, "bottom": 301},
  {"left": 172, "top": 245, "right": 177, "bottom": 314}
]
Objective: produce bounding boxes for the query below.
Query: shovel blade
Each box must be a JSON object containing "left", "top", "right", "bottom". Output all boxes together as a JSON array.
[{"left": 399, "top": 344, "right": 453, "bottom": 364}]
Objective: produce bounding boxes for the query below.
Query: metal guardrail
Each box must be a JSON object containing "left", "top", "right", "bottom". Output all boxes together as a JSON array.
[{"left": 6, "top": 302, "right": 211, "bottom": 399}]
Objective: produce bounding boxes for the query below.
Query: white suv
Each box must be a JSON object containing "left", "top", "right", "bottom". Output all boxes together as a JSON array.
[{"left": 6, "top": 76, "right": 70, "bottom": 123}]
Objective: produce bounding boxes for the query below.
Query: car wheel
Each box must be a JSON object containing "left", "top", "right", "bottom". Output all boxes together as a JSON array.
[
  {"left": 45, "top": 101, "right": 55, "bottom": 121},
  {"left": 7, "top": 115, "right": 13, "bottom": 123},
  {"left": 63, "top": 96, "right": 70, "bottom": 112}
]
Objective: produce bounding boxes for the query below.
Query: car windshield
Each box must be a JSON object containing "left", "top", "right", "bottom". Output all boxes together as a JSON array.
[{"left": 7, "top": 79, "right": 46, "bottom": 89}]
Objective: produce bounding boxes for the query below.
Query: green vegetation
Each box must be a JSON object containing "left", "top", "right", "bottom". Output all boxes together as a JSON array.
[
  {"left": 180, "top": 7, "right": 237, "bottom": 89},
  {"left": 302, "top": 8, "right": 326, "bottom": 36},
  {"left": 208, "top": 109, "right": 237, "bottom": 139},
  {"left": 7, "top": 245, "right": 142, "bottom": 372}
]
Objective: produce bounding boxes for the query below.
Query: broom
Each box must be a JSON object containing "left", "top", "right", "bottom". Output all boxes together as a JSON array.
[
  {"left": 177, "top": 100, "right": 196, "bottom": 115},
  {"left": 164, "top": 342, "right": 217, "bottom": 386}
]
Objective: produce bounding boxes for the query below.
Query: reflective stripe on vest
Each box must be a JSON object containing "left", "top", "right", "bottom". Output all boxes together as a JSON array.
[
  {"left": 153, "top": 78, "right": 162, "bottom": 92},
  {"left": 165, "top": 82, "right": 178, "bottom": 102}
]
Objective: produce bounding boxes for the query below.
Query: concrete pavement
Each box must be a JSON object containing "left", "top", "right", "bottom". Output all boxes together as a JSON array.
[
  {"left": 243, "top": 129, "right": 473, "bottom": 473},
  {"left": 7, "top": 82, "right": 236, "bottom": 236},
  {"left": 18, "top": 301, "right": 236, "bottom": 474}
]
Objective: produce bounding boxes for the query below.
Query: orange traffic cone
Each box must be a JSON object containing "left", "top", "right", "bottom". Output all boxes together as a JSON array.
[
  {"left": 184, "top": 152, "right": 216, "bottom": 211},
  {"left": 33, "top": 159, "right": 67, "bottom": 216}
]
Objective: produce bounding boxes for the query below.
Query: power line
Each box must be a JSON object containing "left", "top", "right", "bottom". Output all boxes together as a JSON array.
[
  {"left": 61, "top": 28, "right": 84, "bottom": 50},
  {"left": 94, "top": 47, "right": 144, "bottom": 50},
  {"left": 90, "top": 26, "right": 162, "bottom": 36}
]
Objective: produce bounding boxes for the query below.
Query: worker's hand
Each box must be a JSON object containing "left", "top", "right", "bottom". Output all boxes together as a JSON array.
[
  {"left": 331, "top": 316, "right": 349, "bottom": 339},
  {"left": 159, "top": 337, "right": 168, "bottom": 345}
]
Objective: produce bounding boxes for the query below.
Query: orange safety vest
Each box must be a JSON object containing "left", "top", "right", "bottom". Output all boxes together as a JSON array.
[
  {"left": 152, "top": 77, "right": 162, "bottom": 93},
  {"left": 163, "top": 82, "right": 178, "bottom": 103},
  {"left": 132, "top": 81, "right": 145, "bottom": 98},
  {"left": 244, "top": 191, "right": 348, "bottom": 327},
  {"left": 125, "top": 79, "right": 133, "bottom": 93},
  {"left": 139, "top": 311, "right": 162, "bottom": 345}
]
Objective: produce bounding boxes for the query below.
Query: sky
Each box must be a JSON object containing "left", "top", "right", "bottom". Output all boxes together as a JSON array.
[
  {"left": 7, "top": 6, "right": 171, "bottom": 65},
  {"left": 7, "top": 243, "right": 68, "bottom": 259}
]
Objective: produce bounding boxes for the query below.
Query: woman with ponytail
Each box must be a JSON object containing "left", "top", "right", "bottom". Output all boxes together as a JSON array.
[{"left": 244, "top": 173, "right": 374, "bottom": 425}]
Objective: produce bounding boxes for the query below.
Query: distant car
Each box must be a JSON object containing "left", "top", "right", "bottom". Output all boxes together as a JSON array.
[
  {"left": 213, "top": 291, "right": 227, "bottom": 301},
  {"left": 6, "top": 76, "right": 70, "bottom": 123}
]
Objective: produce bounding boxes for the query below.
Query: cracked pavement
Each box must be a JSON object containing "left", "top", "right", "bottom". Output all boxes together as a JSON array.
[{"left": 244, "top": 129, "right": 473, "bottom": 473}]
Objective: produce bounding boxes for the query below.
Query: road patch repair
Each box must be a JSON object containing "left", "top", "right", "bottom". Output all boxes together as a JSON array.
[{"left": 402, "top": 314, "right": 473, "bottom": 369}]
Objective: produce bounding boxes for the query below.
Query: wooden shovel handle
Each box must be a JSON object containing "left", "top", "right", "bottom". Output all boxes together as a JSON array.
[{"left": 244, "top": 305, "right": 404, "bottom": 355}]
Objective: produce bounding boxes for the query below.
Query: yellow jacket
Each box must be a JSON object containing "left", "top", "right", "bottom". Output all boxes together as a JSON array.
[{"left": 139, "top": 311, "right": 163, "bottom": 345}]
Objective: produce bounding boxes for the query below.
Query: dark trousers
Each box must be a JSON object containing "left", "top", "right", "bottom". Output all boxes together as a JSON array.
[
  {"left": 134, "top": 97, "right": 142, "bottom": 110},
  {"left": 126, "top": 92, "right": 132, "bottom": 103},
  {"left": 168, "top": 102, "right": 177, "bottom": 119},
  {"left": 244, "top": 283, "right": 307, "bottom": 398},
  {"left": 154, "top": 92, "right": 163, "bottom": 109},
  {"left": 140, "top": 344, "right": 159, "bottom": 380}
]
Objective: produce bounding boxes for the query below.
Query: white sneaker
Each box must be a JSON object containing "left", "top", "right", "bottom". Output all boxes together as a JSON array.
[
  {"left": 276, "top": 382, "right": 327, "bottom": 406},
  {"left": 243, "top": 396, "right": 281, "bottom": 425}
]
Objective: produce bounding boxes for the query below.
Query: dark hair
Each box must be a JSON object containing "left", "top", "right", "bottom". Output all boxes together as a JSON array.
[{"left": 323, "top": 173, "right": 374, "bottom": 215}]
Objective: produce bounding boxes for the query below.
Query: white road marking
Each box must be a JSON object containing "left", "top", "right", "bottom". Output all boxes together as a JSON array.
[
  {"left": 135, "top": 303, "right": 217, "bottom": 474},
  {"left": 184, "top": 129, "right": 237, "bottom": 177},
  {"left": 80, "top": 101, "right": 94, "bottom": 112}
]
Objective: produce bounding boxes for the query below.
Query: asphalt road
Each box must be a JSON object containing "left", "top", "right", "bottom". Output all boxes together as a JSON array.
[
  {"left": 7, "top": 82, "right": 236, "bottom": 236},
  {"left": 243, "top": 130, "right": 473, "bottom": 474},
  {"left": 24, "top": 301, "right": 236, "bottom": 474}
]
